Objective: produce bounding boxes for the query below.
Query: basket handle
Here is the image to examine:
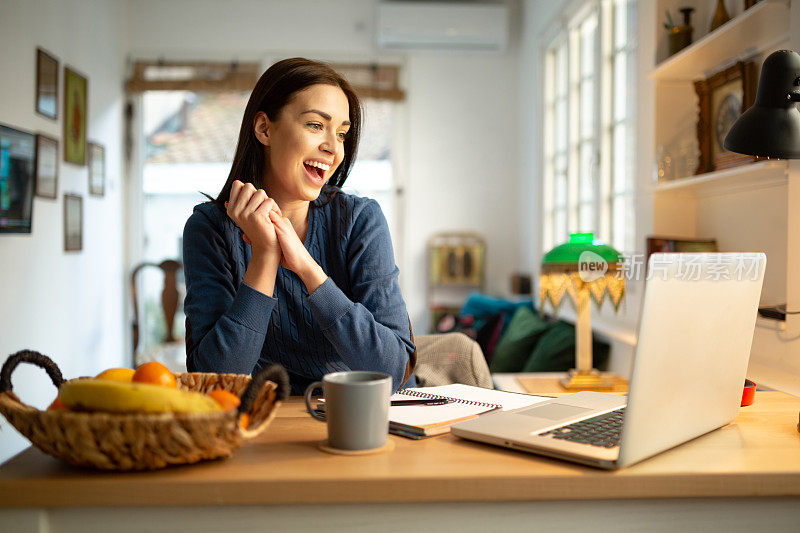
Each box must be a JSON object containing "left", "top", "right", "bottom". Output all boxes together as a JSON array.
[
  {"left": 238, "top": 363, "right": 289, "bottom": 415},
  {"left": 0, "top": 350, "right": 65, "bottom": 394}
]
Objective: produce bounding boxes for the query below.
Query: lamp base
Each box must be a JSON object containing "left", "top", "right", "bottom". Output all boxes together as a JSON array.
[{"left": 559, "top": 369, "right": 616, "bottom": 391}]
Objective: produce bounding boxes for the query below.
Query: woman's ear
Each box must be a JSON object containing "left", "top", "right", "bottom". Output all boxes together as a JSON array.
[{"left": 254, "top": 111, "right": 270, "bottom": 147}]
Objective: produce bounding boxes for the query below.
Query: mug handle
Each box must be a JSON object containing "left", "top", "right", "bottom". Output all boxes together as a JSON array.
[{"left": 304, "top": 381, "right": 325, "bottom": 421}]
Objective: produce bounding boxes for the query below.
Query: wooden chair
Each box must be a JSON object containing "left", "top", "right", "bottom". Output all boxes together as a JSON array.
[{"left": 130, "top": 260, "right": 183, "bottom": 365}]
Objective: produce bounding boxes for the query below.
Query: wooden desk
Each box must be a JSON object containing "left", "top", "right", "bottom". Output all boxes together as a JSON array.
[{"left": 1, "top": 393, "right": 800, "bottom": 532}]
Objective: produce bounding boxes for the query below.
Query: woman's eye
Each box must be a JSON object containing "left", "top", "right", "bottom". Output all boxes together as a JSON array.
[
  {"left": 307, "top": 123, "right": 323, "bottom": 131},
  {"left": 337, "top": 132, "right": 347, "bottom": 141}
]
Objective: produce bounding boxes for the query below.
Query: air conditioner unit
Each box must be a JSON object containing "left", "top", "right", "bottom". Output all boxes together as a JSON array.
[{"left": 376, "top": 1, "right": 509, "bottom": 52}]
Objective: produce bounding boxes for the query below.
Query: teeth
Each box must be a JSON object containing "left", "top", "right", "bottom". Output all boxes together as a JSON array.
[{"left": 305, "top": 160, "right": 330, "bottom": 171}]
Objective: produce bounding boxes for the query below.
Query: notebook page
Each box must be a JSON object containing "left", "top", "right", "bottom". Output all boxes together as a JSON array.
[
  {"left": 390, "top": 384, "right": 549, "bottom": 427},
  {"left": 395, "top": 384, "right": 550, "bottom": 411}
]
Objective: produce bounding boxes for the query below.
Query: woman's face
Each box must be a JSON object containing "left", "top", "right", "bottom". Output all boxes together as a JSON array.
[{"left": 258, "top": 84, "right": 351, "bottom": 202}]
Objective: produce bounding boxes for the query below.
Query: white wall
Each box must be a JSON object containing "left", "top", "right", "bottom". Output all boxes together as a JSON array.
[
  {"left": 403, "top": 53, "right": 521, "bottom": 330},
  {"left": 518, "top": 0, "right": 570, "bottom": 271},
  {"left": 0, "top": 0, "right": 128, "bottom": 462},
  {"left": 125, "top": 0, "right": 524, "bottom": 332}
]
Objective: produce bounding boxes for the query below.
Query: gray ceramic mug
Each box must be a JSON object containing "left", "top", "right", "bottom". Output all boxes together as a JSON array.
[{"left": 304, "top": 371, "right": 391, "bottom": 450}]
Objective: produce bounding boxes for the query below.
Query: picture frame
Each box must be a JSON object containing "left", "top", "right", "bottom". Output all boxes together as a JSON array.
[
  {"left": 64, "top": 193, "right": 82, "bottom": 251},
  {"left": 646, "top": 236, "right": 718, "bottom": 261},
  {"left": 36, "top": 48, "right": 58, "bottom": 120},
  {"left": 88, "top": 142, "right": 105, "bottom": 197},
  {"left": 0, "top": 124, "right": 37, "bottom": 234},
  {"left": 429, "top": 237, "right": 485, "bottom": 286},
  {"left": 693, "top": 61, "right": 758, "bottom": 174},
  {"left": 35, "top": 134, "right": 58, "bottom": 199},
  {"left": 63, "top": 66, "right": 87, "bottom": 165},
  {"left": 645, "top": 236, "right": 719, "bottom": 277}
]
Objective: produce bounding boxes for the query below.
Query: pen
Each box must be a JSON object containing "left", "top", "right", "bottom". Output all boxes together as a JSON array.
[
  {"left": 391, "top": 399, "right": 450, "bottom": 406},
  {"left": 312, "top": 398, "right": 450, "bottom": 417}
]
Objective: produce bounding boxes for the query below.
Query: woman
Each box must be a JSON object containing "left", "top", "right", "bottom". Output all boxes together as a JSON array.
[{"left": 182, "top": 58, "right": 416, "bottom": 395}]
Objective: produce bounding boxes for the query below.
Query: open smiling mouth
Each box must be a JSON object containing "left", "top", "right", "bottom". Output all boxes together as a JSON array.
[{"left": 303, "top": 161, "right": 330, "bottom": 182}]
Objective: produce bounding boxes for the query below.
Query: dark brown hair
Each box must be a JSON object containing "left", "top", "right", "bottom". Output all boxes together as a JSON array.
[{"left": 209, "top": 58, "right": 362, "bottom": 208}]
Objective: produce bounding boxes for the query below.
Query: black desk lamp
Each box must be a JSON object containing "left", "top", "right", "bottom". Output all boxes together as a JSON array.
[
  {"left": 724, "top": 50, "right": 800, "bottom": 158},
  {"left": 724, "top": 50, "right": 800, "bottom": 428}
]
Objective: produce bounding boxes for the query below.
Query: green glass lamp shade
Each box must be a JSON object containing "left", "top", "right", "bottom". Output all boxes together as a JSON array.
[
  {"left": 542, "top": 233, "right": 622, "bottom": 266},
  {"left": 724, "top": 50, "right": 800, "bottom": 159},
  {"left": 540, "top": 232, "right": 625, "bottom": 310}
]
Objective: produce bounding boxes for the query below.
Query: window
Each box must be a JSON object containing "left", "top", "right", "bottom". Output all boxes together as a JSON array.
[
  {"left": 138, "top": 90, "right": 248, "bottom": 355},
  {"left": 542, "top": 0, "right": 637, "bottom": 253},
  {"left": 341, "top": 98, "right": 398, "bottom": 241}
]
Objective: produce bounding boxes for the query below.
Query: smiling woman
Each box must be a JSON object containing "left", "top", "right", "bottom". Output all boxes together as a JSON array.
[{"left": 182, "top": 58, "right": 416, "bottom": 395}]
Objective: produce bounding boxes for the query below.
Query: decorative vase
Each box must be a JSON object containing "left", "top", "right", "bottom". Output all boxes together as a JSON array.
[
  {"left": 668, "top": 7, "right": 694, "bottom": 56},
  {"left": 710, "top": 0, "right": 731, "bottom": 33}
]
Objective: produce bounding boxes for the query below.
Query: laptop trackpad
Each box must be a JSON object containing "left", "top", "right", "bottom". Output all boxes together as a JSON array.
[{"left": 519, "top": 403, "right": 593, "bottom": 421}]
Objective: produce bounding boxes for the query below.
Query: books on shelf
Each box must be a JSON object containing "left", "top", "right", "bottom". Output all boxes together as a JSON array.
[
  {"left": 714, "top": 152, "right": 757, "bottom": 171},
  {"left": 389, "top": 383, "right": 549, "bottom": 438}
]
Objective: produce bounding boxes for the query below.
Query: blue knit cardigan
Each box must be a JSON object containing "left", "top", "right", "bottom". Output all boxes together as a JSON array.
[{"left": 182, "top": 187, "right": 416, "bottom": 395}]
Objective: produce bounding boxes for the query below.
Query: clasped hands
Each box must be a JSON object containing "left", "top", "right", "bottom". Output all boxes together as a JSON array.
[{"left": 225, "top": 180, "right": 318, "bottom": 280}]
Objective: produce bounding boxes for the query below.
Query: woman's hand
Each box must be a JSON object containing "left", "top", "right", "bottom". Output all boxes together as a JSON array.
[
  {"left": 225, "top": 180, "right": 282, "bottom": 259},
  {"left": 269, "top": 210, "right": 328, "bottom": 294}
]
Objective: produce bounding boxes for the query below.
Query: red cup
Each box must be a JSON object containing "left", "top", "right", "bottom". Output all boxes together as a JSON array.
[{"left": 741, "top": 379, "right": 756, "bottom": 406}]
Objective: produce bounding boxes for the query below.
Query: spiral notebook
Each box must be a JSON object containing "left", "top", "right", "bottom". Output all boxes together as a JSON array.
[{"left": 389, "top": 384, "right": 549, "bottom": 438}]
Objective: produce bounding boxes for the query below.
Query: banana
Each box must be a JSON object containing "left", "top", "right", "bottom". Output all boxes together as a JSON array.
[{"left": 59, "top": 379, "right": 223, "bottom": 414}]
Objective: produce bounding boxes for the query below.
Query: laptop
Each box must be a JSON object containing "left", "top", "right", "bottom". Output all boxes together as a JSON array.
[{"left": 452, "top": 253, "right": 766, "bottom": 469}]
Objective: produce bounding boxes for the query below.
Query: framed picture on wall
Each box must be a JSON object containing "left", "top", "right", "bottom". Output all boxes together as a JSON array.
[
  {"left": 645, "top": 236, "right": 718, "bottom": 260},
  {"left": 35, "top": 134, "right": 58, "bottom": 199},
  {"left": 36, "top": 48, "right": 59, "bottom": 120},
  {"left": 694, "top": 61, "right": 758, "bottom": 174},
  {"left": 64, "top": 193, "right": 82, "bottom": 251},
  {"left": 88, "top": 142, "right": 105, "bottom": 197},
  {"left": 0, "top": 124, "right": 37, "bottom": 233},
  {"left": 63, "top": 66, "right": 87, "bottom": 165}
]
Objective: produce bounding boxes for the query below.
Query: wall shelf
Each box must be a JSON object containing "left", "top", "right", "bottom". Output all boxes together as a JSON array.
[
  {"left": 648, "top": 0, "right": 798, "bottom": 395},
  {"left": 654, "top": 160, "right": 788, "bottom": 196},
  {"left": 650, "top": 0, "right": 789, "bottom": 82}
]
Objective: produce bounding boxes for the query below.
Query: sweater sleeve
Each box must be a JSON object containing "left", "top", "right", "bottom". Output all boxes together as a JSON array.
[
  {"left": 182, "top": 209, "right": 277, "bottom": 374},
  {"left": 307, "top": 200, "right": 415, "bottom": 391}
]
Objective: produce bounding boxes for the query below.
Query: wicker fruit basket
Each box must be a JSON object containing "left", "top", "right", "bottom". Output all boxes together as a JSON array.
[{"left": 0, "top": 350, "right": 289, "bottom": 471}]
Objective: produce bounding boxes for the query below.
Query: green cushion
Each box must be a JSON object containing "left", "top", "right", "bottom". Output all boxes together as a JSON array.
[
  {"left": 488, "top": 306, "right": 548, "bottom": 373},
  {"left": 522, "top": 320, "right": 610, "bottom": 372}
]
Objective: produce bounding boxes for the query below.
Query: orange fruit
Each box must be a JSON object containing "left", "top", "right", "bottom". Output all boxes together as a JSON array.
[
  {"left": 132, "top": 361, "right": 177, "bottom": 388},
  {"left": 95, "top": 367, "right": 135, "bottom": 382},
  {"left": 208, "top": 389, "right": 241, "bottom": 411},
  {"left": 47, "top": 396, "right": 68, "bottom": 411}
]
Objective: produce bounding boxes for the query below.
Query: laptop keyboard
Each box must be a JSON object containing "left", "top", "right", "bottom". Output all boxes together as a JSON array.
[{"left": 538, "top": 408, "right": 626, "bottom": 448}]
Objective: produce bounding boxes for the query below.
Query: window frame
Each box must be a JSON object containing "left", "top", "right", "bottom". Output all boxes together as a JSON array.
[{"left": 540, "top": 0, "right": 637, "bottom": 254}]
